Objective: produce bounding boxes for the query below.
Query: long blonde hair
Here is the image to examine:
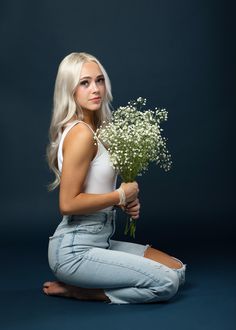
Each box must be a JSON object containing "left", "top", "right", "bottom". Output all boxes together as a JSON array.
[{"left": 46, "top": 52, "right": 113, "bottom": 191}]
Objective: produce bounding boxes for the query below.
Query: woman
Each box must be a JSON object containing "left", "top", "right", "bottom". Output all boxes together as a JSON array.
[{"left": 43, "top": 52, "right": 186, "bottom": 304}]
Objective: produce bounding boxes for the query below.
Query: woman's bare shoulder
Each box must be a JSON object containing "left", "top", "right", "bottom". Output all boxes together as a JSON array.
[{"left": 63, "top": 123, "right": 96, "bottom": 159}]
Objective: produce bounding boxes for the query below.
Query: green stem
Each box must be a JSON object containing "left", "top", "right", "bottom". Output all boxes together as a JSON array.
[
  {"left": 124, "top": 216, "right": 136, "bottom": 239},
  {"left": 120, "top": 173, "right": 138, "bottom": 238}
]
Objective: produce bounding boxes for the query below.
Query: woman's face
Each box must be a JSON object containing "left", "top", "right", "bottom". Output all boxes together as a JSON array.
[{"left": 74, "top": 61, "right": 106, "bottom": 113}]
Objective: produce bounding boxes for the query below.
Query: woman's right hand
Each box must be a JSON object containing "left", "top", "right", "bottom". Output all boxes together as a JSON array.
[{"left": 120, "top": 181, "right": 139, "bottom": 204}]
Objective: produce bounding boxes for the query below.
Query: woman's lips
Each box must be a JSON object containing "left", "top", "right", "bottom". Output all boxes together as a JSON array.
[{"left": 90, "top": 97, "right": 101, "bottom": 102}]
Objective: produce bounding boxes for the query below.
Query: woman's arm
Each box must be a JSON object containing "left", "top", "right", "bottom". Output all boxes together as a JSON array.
[{"left": 59, "top": 124, "right": 120, "bottom": 215}]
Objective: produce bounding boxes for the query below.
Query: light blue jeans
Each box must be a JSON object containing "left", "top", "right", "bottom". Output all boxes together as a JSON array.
[{"left": 48, "top": 209, "right": 186, "bottom": 304}]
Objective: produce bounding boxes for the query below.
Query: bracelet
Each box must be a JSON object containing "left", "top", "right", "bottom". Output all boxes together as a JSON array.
[{"left": 116, "top": 187, "right": 126, "bottom": 206}]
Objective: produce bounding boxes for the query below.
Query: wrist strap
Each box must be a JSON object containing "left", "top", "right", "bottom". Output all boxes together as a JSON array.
[{"left": 116, "top": 187, "right": 126, "bottom": 206}]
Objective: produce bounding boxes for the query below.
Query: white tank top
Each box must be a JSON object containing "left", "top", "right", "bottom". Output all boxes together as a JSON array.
[{"left": 57, "top": 120, "right": 117, "bottom": 211}]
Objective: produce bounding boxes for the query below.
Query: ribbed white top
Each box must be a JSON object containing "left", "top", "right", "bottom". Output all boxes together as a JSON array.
[{"left": 57, "top": 120, "right": 117, "bottom": 211}]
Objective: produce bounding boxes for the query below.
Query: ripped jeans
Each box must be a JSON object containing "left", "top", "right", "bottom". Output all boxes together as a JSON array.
[{"left": 48, "top": 209, "right": 186, "bottom": 304}]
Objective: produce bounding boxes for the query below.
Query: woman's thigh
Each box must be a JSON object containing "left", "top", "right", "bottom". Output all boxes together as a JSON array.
[
  {"left": 110, "top": 239, "right": 182, "bottom": 269},
  {"left": 56, "top": 245, "right": 177, "bottom": 290},
  {"left": 109, "top": 239, "right": 151, "bottom": 256},
  {"left": 109, "top": 239, "right": 186, "bottom": 287},
  {"left": 144, "top": 246, "right": 183, "bottom": 269}
]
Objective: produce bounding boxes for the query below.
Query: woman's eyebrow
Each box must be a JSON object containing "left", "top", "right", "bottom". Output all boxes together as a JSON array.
[{"left": 80, "top": 74, "right": 104, "bottom": 80}]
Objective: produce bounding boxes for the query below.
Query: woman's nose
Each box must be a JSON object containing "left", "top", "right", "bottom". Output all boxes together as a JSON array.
[{"left": 91, "top": 81, "right": 99, "bottom": 92}]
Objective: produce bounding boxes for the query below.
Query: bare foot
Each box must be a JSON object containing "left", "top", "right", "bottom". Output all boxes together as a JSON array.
[
  {"left": 43, "top": 281, "right": 75, "bottom": 298},
  {"left": 43, "top": 281, "right": 110, "bottom": 302}
]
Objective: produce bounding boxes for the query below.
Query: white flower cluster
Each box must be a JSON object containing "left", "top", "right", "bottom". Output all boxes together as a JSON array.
[{"left": 95, "top": 97, "right": 172, "bottom": 183}]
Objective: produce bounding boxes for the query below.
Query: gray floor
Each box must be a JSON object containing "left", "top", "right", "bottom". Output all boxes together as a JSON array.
[{"left": 1, "top": 238, "right": 235, "bottom": 330}]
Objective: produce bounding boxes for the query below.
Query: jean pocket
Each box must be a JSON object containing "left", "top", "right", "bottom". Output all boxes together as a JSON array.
[
  {"left": 48, "top": 235, "right": 63, "bottom": 273},
  {"left": 77, "top": 222, "right": 105, "bottom": 234}
]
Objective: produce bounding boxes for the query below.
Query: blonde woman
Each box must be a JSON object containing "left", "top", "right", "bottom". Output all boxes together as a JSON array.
[{"left": 43, "top": 52, "right": 186, "bottom": 304}]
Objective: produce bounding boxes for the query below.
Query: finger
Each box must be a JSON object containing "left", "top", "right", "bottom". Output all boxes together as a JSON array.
[
  {"left": 129, "top": 211, "right": 140, "bottom": 216},
  {"left": 130, "top": 214, "right": 139, "bottom": 220},
  {"left": 126, "top": 206, "right": 140, "bottom": 214},
  {"left": 126, "top": 199, "right": 139, "bottom": 209},
  {"left": 126, "top": 209, "right": 140, "bottom": 217},
  {"left": 126, "top": 204, "right": 140, "bottom": 212},
  {"left": 125, "top": 202, "right": 136, "bottom": 209}
]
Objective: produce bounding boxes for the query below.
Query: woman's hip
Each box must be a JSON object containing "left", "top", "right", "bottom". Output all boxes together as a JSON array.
[{"left": 48, "top": 209, "right": 116, "bottom": 274}]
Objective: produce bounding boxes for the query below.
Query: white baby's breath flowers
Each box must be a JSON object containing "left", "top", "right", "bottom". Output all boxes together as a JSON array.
[{"left": 95, "top": 97, "right": 172, "bottom": 238}]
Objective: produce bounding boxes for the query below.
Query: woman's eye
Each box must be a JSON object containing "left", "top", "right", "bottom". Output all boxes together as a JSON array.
[
  {"left": 97, "top": 77, "right": 105, "bottom": 84},
  {"left": 80, "top": 80, "right": 89, "bottom": 86}
]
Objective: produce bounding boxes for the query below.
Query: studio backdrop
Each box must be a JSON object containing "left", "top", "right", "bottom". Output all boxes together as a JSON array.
[{"left": 0, "top": 0, "right": 235, "bottom": 251}]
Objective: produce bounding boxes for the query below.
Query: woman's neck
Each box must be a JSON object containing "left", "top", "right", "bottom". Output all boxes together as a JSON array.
[
  {"left": 82, "top": 113, "right": 97, "bottom": 131},
  {"left": 66, "top": 113, "right": 97, "bottom": 131}
]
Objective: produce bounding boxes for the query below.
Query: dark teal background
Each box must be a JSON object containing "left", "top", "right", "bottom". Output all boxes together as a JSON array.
[{"left": 0, "top": 1, "right": 235, "bottom": 329}]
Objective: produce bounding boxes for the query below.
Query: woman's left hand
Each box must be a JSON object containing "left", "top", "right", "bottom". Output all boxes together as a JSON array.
[{"left": 123, "top": 198, "right": 140, "bottom": 219}]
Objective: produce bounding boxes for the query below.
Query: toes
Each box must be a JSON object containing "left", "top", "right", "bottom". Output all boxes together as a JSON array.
[
  {"left": 43, "top": 287, "right": 49, "bottom": 295},
  {"left": 42, "top": 281, "right": 69, "bottom": 297},
  {"left": 43, "top": 281, "right": 52, "bottom": 288}
]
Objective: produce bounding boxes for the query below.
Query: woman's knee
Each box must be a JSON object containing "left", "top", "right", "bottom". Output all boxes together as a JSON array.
[
  {"left": 173, "top": 262, "right": 186, "bottom": 287},
  {"left": 164, "top": 270, "right": 179, "bottom": 300},
  {"left": 164, "top": 271, "right": 179, "bottom": 300},
  {"left": 150, "top": 270, "right": 179, "bottom": 302}
]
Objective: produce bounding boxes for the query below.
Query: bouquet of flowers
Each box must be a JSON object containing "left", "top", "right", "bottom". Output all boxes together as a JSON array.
[{"left": 95, "top": 97, "right": 172, "bottom": 238}]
